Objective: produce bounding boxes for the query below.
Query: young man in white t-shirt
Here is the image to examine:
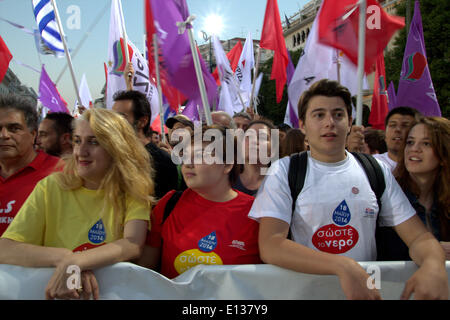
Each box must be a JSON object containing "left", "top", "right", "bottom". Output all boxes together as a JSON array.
[{"left": 249, "top": 79, "right": 448, "bottom": 300}]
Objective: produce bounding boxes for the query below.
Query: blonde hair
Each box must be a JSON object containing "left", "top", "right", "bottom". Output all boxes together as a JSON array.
[{"left": 55, "top": 108, "right": 155, "bottom": 226}]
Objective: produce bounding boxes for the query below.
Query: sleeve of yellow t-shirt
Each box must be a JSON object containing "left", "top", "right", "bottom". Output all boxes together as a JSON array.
[
  {"left": 124, "top": 195, "right": 151, "bottom": 231},
  {"left": 1, "top": 178, "right": 47, "bottom": 245}
]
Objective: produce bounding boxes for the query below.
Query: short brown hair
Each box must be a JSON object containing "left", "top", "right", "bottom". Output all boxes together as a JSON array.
[
  {"left": 364, "top": 128, "right": 387, "bottom": 154},
  {"left": 297, "top": 79, "right": 352, "bottom": 122},
  {"left": 188, "top": 124, "right": 242, "bottom": 185}
]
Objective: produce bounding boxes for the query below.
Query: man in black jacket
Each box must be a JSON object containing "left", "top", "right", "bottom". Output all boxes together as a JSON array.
[{"left": 112, "top": 90, "right": 180, "bottom": 200}]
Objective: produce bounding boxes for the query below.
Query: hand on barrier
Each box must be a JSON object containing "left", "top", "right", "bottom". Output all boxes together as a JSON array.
[
  {"left": 79, "top": 270, "right": 100, "bottom": 300},
  {"left": 45, "top": 260, "right": 81, "bottom": 300},
  {"left": 400, "top": 262, "right": 449, "bottom": 300},
  {"left": 337, "top": 258, "right": 382, "bottom": 300}
]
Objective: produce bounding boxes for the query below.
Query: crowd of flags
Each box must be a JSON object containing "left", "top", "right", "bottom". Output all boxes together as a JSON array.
[{"left": 0, "top": 0, "right": 443, "bottom": 130}]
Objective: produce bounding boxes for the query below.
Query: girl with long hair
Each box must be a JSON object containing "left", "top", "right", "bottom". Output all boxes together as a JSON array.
[
  {"left": 395, "top": 117, "right": 450, "bottom": 249},
  {"left": 379, "top": 117, "right": 450, "bottom": 260},
  {"left": 0, "top": 108, "right": 154, "bottom": 299}
]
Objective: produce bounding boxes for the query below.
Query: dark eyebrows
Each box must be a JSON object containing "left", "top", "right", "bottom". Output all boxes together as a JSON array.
[
  {"left": 310, "top": 107, "right": 345, "bottom": 113},
  {"left": 1, "top": 122, "right": 24, "bottom": 128}
]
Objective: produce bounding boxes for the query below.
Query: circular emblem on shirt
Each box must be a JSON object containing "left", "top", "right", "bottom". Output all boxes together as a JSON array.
[
  {"left": 174, "top": 249, "right": 223, "bottom": 275},
  {"left": 312, "top": 224, "right": 359, "bottom": 254},
  {"left": 352, "top": 187, "right": 359, "bottom": 194}
]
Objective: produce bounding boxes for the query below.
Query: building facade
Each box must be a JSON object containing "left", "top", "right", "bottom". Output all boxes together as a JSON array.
[
  {"left": 0, "top": 69, "right": 38, "bottom": 105},
  {"left": 198, "top": 37, "right": 272, "bottom": 73}
]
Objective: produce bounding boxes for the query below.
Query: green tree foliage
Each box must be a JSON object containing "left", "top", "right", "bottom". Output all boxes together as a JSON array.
[
  {"left": 256, "top": 48, "right": 303, "bottom": 125},
  {"left": 385, "top": 0, "right": 450, "bottom": 118}
]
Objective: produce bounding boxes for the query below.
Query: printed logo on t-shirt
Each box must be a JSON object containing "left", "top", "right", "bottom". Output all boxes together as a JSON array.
[
  {"left": 312, "top": 224, "right": 359, "bottom": 254},
  {"left": 363, "top": 207, "right": 376, "bottom": 218},
  {"left": 0, "top": 200, "right": 16, "bottom": 214},
  {"left": 198, "top": 231, "right": 217, "bottom": 252},
  {"left": 332, "top": 200, "right": 351, "bottom": 226},
  {"left": 228, "top": 240, "right": 246, "bottom": 251},
  {"left": 312, "top": 200, "right": 359, "bottom": 254},
  {"left": 88, "top": 219, "right": 106, "bottom": 244},
  {"left": 174, "top": 249, "right": 223, "bottom": 275}
]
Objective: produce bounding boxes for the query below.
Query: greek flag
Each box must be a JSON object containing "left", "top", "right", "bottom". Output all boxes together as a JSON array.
[{"left": 32, "top": 0, "right": 64, "bottom": 54}]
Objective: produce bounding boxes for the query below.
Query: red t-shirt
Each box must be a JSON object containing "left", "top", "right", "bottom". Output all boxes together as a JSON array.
[
  {"left": 0, "top": 151, "right": 60, "bottom": 236},
  {"left": 147, "top": 188, "right": 261, "bottom": 279}
]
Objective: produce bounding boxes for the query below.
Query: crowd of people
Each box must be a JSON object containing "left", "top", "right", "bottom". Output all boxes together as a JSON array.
[{"left": 0, "top": 76, "right": 448, "bottom": 300}]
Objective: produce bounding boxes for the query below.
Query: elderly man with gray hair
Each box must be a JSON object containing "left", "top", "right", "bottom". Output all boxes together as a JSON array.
[{"left": 0, "top": 93, "right": 60, "bottom": 236}]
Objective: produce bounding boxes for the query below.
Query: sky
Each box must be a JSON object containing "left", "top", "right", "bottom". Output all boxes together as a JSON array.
[{"left": 0, "top": 0, "right": 310, "bottom": 109}]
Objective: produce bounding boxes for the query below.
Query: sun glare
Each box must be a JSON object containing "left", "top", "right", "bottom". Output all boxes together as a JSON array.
[{"left": 203, "top": 13, "right": 224, "bottom": 36}]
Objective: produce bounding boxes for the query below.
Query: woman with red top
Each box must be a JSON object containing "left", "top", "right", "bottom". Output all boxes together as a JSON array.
[{"left": 138, "top": 125, "right": 261, "bottom": 278}]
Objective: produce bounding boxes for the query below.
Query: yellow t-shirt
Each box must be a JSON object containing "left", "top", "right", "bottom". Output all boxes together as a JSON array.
[{"left": 2, "top": 174, "right": 151, "bottom": 252}]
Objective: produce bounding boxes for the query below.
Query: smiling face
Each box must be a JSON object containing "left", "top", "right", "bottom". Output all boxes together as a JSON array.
[
  {"left": 0, "top": 109, "right": 36, "bottom": 162},
  {"left": 299, "top": 95, "right": 352, "bottom": 163},
  {"left": 404, "top": 123, "right": 440, "bottom": 176},
  {"left": 73, "top": 120, "right": 113, "bottom": 189},
  {"left": 385, "top": 113, "right": 415, "bottom": 159}
]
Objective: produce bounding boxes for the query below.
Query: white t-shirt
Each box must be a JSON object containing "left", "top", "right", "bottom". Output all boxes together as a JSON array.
[
  {"left": 248, "top": 152, "right": 416, "bottom": 261},
  {"left": 373, "top": 152, "right": 397, "bottom": 172}
]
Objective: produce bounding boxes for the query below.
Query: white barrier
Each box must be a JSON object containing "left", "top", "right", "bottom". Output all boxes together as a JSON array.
[{"left": 0, "top": 262, "right": 449, "bottom": 299}]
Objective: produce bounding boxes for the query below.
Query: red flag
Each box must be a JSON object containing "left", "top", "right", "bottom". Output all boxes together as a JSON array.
[
  {"left": 260, "top": 0, "right": 288, "bottom": 103},
  {"left": 318, "top": 0, "right": 404, "bottom": 73},
  {"left": 369, "top": 54, "right": 388, "bottom": 130},
  {"left": 149, "top": 114, "right": 168, "bottom": 135},
  {"left": 145, "top": 0, "right": 186, "bottom": 109},
  {"left": 212, "top": 40, "right": 243, "bottom": 85},
  {"left": 0, "top": 35, "right": 13, "bottom": 83}
]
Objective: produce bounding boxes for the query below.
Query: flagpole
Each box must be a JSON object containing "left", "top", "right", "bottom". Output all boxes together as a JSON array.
[
  {"left": 185, "top": 17, "right": 213, "bottom": 125},
  {"left": 249, "top": 45, "right": 261, "bottom": 115},
  {"left": 232, "top": 77, "right": 247, "bottom": 112},
  {"left": 336, "top": 50, "right": 341, "bottom": 84},
  {"left": 50, "top": 0, "right": 81, "bottom": 114},
  {"left": 356, "top": 0, "right": 366, "bottom": 126},
  {"left": 117, "top": 0, "right": 131, "bottom": 87},
  {"left": 152, "top": 34, "right": 167, "bottom": 143}
]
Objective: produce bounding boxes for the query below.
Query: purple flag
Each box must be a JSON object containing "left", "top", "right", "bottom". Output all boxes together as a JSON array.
[
  {"left": 38, "top": 65, "right": 69, "bottom": 113},
  {"left": 173, "top": 0, "right": 190, "bottom": 22},
  {"left": 182, "top": 99, "right": 200, "bottom": 122},
  {"left": 396, "top": 1, "right": 441, "bottom": 116},
  {"left": 284, "top": 50, "right": 299, "bottom": 128},
  {"left": 149, "top": 0, "right": 218, "bottom": 108},
  {"left": 387, "top": 81, "right": 397, "bottom": 111}
]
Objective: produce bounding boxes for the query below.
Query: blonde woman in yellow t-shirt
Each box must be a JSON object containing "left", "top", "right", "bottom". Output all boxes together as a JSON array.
[{"left": 0, "top": 108, "right": 155, "bottom": 300}]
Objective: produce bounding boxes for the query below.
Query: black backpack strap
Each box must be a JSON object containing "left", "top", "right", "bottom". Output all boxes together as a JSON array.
[
  {"left": 351, "top": 152, "right": 386, "bottom": 213},
  {"left": 287, "top": 151, "right": 308, "bottom": 239},
  {"left": 162, "top": 190, "right": 183, "bottom": 224}
]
